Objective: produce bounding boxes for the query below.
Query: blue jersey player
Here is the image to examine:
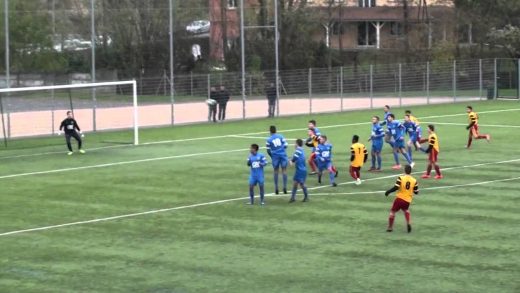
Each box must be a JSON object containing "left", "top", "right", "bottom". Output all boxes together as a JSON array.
[
  {"left": 403, "top": 114, "right": 421, "bottom": 161},
  {"left": 369, "top": 116, "right": 385, "bottom": 171},
  {"left": 266, "top": 125, "right": 289, "bottom": 194},
  {"left": 380, "top": 105, "right": 394, "bottom": 147},
  {"left": 315, "top": 135, "right": 337, "bottom": 187},
  {"left": 247, "top": 144, "right": 268, "bottom": 205},
  {"left": 289, "top": 139, "right": 309, "bottom": 203},
  {"left": 387, "top": 114, "right": 414, "bottom": 170}
]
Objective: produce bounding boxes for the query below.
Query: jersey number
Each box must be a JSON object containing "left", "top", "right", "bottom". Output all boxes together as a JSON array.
[
  {"left": 251, "top": 161, "right": 260, "bottom": 168},
  {"left": 405, "top": 182, "right": 411, "bottom": 190},
  {"left": 272, "top": 138, "right": 282, "bottom": 147},
  {"left": 321, "top": 151, "right": 330, "bottom": 158}
]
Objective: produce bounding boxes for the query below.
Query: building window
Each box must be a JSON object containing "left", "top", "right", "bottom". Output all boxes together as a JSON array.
[
  {"left": 358, "top": 22, "right": 376, "bottom": 46},
  {"left": 332, "top": 22, "right": 345, "bottom": 35},
  {"left": 358, "top": 0, "right": 376, "bottom": 7},
  {"left": 390, "top": 22, "right": 403, "bottom": 36},
  {"left": 228, "top": 0, "right": 237, "bottom": 8}
]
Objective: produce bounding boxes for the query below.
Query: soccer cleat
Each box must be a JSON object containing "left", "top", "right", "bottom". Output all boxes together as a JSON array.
[
  {"left": 318, "top": 176, "right": 322, "bottom": 184},
  {"left": 368, "top": 167, "right": 376, "bottom": 172},
  {"left": 434, "top": 175, "right": 443, "bottom": 180},
  {"left": 335, "top": 170, "right": 339, "bottom": 178},
  {"left": 260, "top": 201, "right": 265, "bottom": 206},
  {"left": 67, "top": 151, "right": 73, "bottom": 156},
  {"left": 332, "top": 182, "right": 338, "bottom": 187},
  {"left": 246, "top": 201, "right": 254, "bottom": 205},
  {"left": 421, "top": 174, "right": 431, "bottom": 179},
  {"left": 283, "top": 188, "right": 288, "bottom": 194},
  {"left": 79, "top": 149, "right": 86, "bottom": 154},
  {"left": 486, "top": 134, "right": 491, "bottom": 142},
  {"left": 289, "top": 198, "right": 296, "bottom": 203},
  {"left": 302, "top": 197, "right": 309, "bottom": 202},
  {"left": 410, "top": 162, "right": 415, "bottom": 168},
  {"left": 374, "top": 168, "right": 382, "bottom": 172},
  {"left": 275, "top": 189, "right": 279, "bottom": 195},
  {"left": 391, "top": 164, "right": 401, "bottom": 170},
  {"left": 355, "top": 178, "right": 362, "bottom": 186},
  {"left": 309, "top": 171, "right": 317, "bottom": 175},
  {"left": 386, "top": 228, "right": 393, "bottom": 232},
  {"left": 407, "top": 224, "right": 412, "bottom": 233}
]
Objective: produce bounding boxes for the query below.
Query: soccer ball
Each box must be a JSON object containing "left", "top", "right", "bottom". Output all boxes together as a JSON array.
[{"left": 206, "top": 98, "right": 217, "bottom": 106}]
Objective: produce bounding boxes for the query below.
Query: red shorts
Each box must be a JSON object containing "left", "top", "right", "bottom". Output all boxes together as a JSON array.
[
  {"left": 428, "top": 148, "right": 438, "bottom": 163},
  {"left": 309, "top": 152, "right": 316, "bottom": 161},
  {"left": 391, "top": 198, "right": 410, "bottom": 212}
]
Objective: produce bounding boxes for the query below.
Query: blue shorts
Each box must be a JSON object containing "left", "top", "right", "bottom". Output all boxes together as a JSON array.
[
  {"left": 416, "top": 127, "right": 422, "bottom": 140},
  {"left": 393, "top": 139, "right": 406, "bottom": 149},
  {"left": 409, "top": 134, "right": 418, "bottom": 144},
  {"left": 318, "top": 160, "right": 332, "bottom": 172},
  {"left": 372, "top": 143, "right": 383, "bottom": 153},
  {"left": 271, "top": 155, "right": 288, "bottom": 169},
  {"left": 293, "top": 171, "right": 307, "bottom": 184},
  {"left": 249, "top": 176, "right": 265, "bottom": 186}
]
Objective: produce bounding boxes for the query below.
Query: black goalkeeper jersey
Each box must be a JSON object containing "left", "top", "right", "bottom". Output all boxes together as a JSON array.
[{"left": 60, "top": 118, "right": 81, "bottom": 134}]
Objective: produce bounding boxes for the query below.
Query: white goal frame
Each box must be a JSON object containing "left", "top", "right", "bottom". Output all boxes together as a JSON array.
[{"left": 0, "top": 80, "right": 139, "bottom": 145}]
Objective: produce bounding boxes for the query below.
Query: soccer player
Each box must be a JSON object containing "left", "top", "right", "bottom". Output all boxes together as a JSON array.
[
  {"left": 405, "top": 110, "right": 422, "bottom": 151},
  {"left": 350, "top": 135, "right": 368, "bottom": 185},
  {"left": 369, "top": 116, "right": 385, "bottom": 171},
  {"left": 403, "top": 114, "right": 420, "bottom": 161},
  {"left": 420, "top": 124, "right": 443, "bottom": 179},
  {"left": 289, "top": 139, "right": 309, "bottom": 203},
  {"left": 384, "top": 164, "right": 419, "bottom": 233},
  {"left": 380, "top": 105, "right": 394, "bottom": 147},
  {"left": 266, "top": 125, "right": 289, "bottom": 194},
  {"left": 466, "top": 105, "right": 491, "bottom": 148},
  {"left": 387, "top": 114, "right": 414, "bottom": 169},
  {"left": 247, "top": 144, "right": 268, "bottom": 205},
  {"left": 307, "top": 120, "right": 338, "bottom": 177},
  {"left": 315, "top": 135, "right": 337, "bottom": 187},
  {"left": 59, "top": 111, "right": 85, "bottom": 155}
]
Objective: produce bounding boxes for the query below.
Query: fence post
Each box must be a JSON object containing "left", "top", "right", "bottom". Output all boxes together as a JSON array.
[
  {"left": 190, "top": 72, "right": 193, "bottom": 97},
  {"left": 309, "top": 68, "right": 312, "bottom": 114},
  {"left": 398, "top": 63, "right": 402, "bottom": 107},
  {"left": 494, "top": 58, "right": 498, "bottom": 99},
  {"left": 369, "top": 65, "right": 373, "bottom": 109},
  {"left": 249, "top": 74, "right": 252, "bottom": 97},
  {"left": 51, "top": 88, "right": 55, "bottom": 135},
  {"left": 453, "top": 60, "right": 457, "bottom": 102},
  {"left": 426, "top": 61, "right": 430, "bottom": 104},
  {"left": 479, "top": 59, "right": 483, "bottom": 100},
  {"left": 517, "top": 59, "right": 519, "bottom": 100},
  {"left": 340, "top": 66, "right": 344, "bottom": 111},
  {"left": 207, "top": 74, "right": 211, "bottom": 98},
  {"left": 7, "top": 112, "right": 10, "bottom": 138}
]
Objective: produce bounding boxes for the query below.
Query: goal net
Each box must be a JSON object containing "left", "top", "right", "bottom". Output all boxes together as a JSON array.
[{"left": 0, "top": 80, "right": 139, "bottom": 146}]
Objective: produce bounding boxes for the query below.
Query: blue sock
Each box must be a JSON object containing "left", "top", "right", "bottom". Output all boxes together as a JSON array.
[
  {"left": 393, "top": 152, "right": 400, "bottom": 165},
  {"left": 403, "top": 153, "right": 412, "bottom": 164},
  {"left": 249, "top": 186, "right": 254, "bottom": 204},
  {"left": 282, "top": 174, "right": 288, "bottom": 190},
  {"left": 274, "top": 173, "right": 279, "bottom": 191},
  {"left": 377, "top": 155, "right": 382, "bottom": 169},
  {"left": 371, "top": 155, "right": 376, "bottom": 168},
  {"left": 407, "top": 146, "right": 413, "bottom": 161},
  {"left": 303, "top": 186, "right": 308, "bottom": 199},
  {"left": 329, "top": 172, "right": 335, "bottom": 184},
  {"left": 291, "top": 186, "right": 297, "bottom": 200},
  {"left": 259, "top": 184, "right": 265, "bottom": 203}
]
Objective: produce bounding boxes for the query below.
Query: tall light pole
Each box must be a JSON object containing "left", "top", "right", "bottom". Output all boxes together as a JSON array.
[
  {"left": 240, "top": 0, "right": 246, "bottom": 119},
  {"left": 169, "top": 0, "right": 175, "bottom": 124},
  {"left": 4, "top": 0, "right": 9, "bottom": 88},
  {"left": 90, "top": 0, "right": 97, "bottom": 130}
]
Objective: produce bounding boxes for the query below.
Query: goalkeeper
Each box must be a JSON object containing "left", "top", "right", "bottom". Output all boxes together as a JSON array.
[{"left": 59, "top": 111, "right": 85, "bottom": 155}]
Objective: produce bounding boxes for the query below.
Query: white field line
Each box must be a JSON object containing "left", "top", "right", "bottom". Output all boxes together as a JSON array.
[
  {"left": 422, "top": 121, "right": 520, "bottom": 128},
  {"left": 2, "top": 107, "right": 518, "bottom": 161},
  {"left": 310, "top": 176, "right": 520, "bottom": 196},
  {"left": 0, "top": 158, "right": 519, "bottom": 237}
]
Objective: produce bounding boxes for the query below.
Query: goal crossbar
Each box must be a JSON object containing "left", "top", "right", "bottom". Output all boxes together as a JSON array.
[{"left": 0, "top": 80, "right": 139, "bottom": 145}]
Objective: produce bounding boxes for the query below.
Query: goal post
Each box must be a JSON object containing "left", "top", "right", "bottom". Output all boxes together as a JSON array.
[{"left": 0, "top": 80, "right": 139, "bottom": 146}]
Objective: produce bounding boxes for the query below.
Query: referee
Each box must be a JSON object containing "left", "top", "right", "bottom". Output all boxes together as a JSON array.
[{"left": 59, "top": 111, "right": 85, "bottom": 155}]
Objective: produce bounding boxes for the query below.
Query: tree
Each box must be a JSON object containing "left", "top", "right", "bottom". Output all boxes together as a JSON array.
[{"left": 487, "top": 25, "right": 520, "bottom": 58}]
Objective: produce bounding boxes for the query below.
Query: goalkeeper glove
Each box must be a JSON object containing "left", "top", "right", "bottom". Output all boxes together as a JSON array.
[
  {"left": 466, "top": 125, "right": 470, "bottom": 130},
  {"left": 80, "top": 131, "right": 85, "bottom": 138},
  {"left": 57, "top": 131, "right": 62, "bottom": 136}
]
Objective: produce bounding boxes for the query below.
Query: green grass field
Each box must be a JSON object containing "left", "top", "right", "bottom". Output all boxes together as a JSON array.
[{"left": 0, "top": 101, "right": 519, "bottom": 292}]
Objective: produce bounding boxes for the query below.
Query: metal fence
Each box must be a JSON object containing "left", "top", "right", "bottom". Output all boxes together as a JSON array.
[{"left": 0, "top": 58, "right": 518, "bottom": 140}]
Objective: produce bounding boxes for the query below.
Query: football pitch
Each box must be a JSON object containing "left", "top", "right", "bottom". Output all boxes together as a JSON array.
[{"left": 0, "top": 100, "right": 519, "bottom": 292}]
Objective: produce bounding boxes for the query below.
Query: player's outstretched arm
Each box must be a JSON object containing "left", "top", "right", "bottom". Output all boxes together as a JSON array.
[{"left": 385, "top": 186, "right": 398, "bottom": 196}]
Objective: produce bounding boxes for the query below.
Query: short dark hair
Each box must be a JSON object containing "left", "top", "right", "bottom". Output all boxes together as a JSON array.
[
  {"left": 352, "top": 135, "right": 359, "bottom": 143},
  {"left": 388, "top": 113, "right": 395, "bottom": 119},
  {"left": 270, "top": 125, "right": 276, "bottom": 134},
  {"left": 67, "top": 111, "right": 72, "bottom": 115},
  {"left": 251, "top": 144, "right": 259, "bottom": 151},
  {"left": 467, "top": 105, "right": 473, "bottom": 110},
  {"left": 321, "top": 135, "right": 327, "bottom": 141},
  {"left": 404, "top": 165, "right": 412, "bottom": 174},
  {"left": 405, "top": 114, "right": 411, "bottom": 118},
  {"left": 296, "top": 138, "right": 303, "bottom": 147},
  {"left": 373, "top": 115, "right": 380, "bottom": 121},
  {"left": 405, "top": 110, "right": 412, "bottom": 114},
  {"left": 384, "top": 105, "right": 390, "bottom": 109},
  {"left": 428, "top": 124, "right": 435, "bottom": 131},
  {"left": 308, "top": 119, "right": 316, "bottom": 126}
]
